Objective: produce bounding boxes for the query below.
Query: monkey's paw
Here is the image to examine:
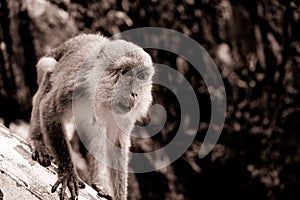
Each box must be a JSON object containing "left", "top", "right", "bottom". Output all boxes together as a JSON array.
[
  {"left": 31, "top": 140, "right": 52, "bottom": 167},
  {"left": 91, "top": 184, "right": 113, "bottom": 200},
  {"left": 52, "top": 170, "right": 81, "bottom": 200}
]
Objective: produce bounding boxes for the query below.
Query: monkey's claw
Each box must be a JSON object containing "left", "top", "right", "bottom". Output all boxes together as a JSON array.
[
  {"left": 31, "top": 141, "right": 52, "bottom": 167},
  {"left": 78, "top": 179, "right": 85, "bottom": 189},
  {"left": 52, "top": 170, "right": 79, "bottom": 200},
  {"left": 91, "top": 184, "right": 113, "bottom": 200}
]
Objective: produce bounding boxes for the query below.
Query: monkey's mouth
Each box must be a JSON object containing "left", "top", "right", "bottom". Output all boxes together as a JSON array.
[{"left": 114, "top": 102, "right": 131, "bottom": 113}]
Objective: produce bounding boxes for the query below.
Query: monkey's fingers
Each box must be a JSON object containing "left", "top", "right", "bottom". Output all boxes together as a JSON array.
[
  {"left": 59, "top": 179, "right": 68, "bottom": 200},
  {"left": 67, "top": 177, "right": 79, "bottom": 199},
  {"left": 52, "top": 177, "right": 64, "bottom": 193},
  {"left": 35, "top": 153, "right": 51, "bottom": 167},
  {"left": 92, "top": 184, "right": 112, "bottom": 200},
  {"left": 32, "top": 148, "right": 51, "bottom": 167},
  {"left": 52, "top": 176, "right": 79, "bottom": 200},
  {"left": 78, "top": 179, "right": 85, "bottom": 189}
]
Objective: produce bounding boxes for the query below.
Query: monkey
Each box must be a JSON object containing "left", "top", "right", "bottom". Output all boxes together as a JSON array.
[{"left": 29, "top": 33, "right": 154, "bottom": 200}]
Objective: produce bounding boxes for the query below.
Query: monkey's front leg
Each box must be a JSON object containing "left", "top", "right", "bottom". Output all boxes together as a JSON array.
[
  {"left": 109, "top": 141, "right": 130, "bottom": 200},
  {"left": 40, "top": 95, "right": 80, "bottom": 200},
  {"left": 86, "top": 151, "right": 113, "bottom": 200}
]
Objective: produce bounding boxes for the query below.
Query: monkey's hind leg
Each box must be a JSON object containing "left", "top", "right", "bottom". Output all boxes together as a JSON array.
[{"left": 30, "top": 72, "right": 53, "bottom": 167}]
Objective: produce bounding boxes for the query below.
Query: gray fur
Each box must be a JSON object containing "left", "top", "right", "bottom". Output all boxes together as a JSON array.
[{"left": 29, "top": 34, "right": 154, "bottom": 200}]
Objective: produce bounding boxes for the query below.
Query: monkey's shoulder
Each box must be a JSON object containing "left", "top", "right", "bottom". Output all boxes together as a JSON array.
[{"left": 47, "top": 33, "right": 108, "bottom": 61}]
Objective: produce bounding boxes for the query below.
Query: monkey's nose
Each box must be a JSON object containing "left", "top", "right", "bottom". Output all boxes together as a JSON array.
[
  {"left": 129, "top": 92, "right": 137, "bottom": 108},
  {"left": 131, "top": 92, "right": 137, "bottom": 97}
]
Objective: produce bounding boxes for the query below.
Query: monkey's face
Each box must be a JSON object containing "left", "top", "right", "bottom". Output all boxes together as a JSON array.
[
  {"left": 93, "top": 41, "right": 154, "bottom": 125},
  {"left": 111, "top": 65, "right": 153, "bottom": 115}
]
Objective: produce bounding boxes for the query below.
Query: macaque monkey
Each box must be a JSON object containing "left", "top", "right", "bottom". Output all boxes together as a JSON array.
[{"left": 29, "top": 34, "right": 154, "bottom": 200}]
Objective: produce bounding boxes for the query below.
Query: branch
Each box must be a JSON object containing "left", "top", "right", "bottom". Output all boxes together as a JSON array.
[{"left": 0, "top": 124, "right": 105, "bottom": 200}]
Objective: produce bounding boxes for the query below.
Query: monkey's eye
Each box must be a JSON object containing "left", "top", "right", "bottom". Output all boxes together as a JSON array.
[
  {"left": 137, "top": 73, "right": 145, "bottom": 80},
  {"left": 122, "top": 68, "right": 133, "bottom": 76}
]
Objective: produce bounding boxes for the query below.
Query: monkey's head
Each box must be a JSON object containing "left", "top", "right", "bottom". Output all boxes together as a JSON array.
[{"left": 94, "top": 39, "right": 154, "bottom": 125}]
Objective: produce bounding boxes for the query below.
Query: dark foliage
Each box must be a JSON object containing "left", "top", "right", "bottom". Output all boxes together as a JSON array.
[{"left": 0, "top": 0, "right": 299, "bottom": 199}]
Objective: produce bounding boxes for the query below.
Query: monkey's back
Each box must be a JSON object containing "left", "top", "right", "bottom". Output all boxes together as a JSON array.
[
  {"left": 48, "top": 34, "right": 108, "bottom": 85},
  {"left": 47, "top": 34, "right": 107, "bottom": 62}
]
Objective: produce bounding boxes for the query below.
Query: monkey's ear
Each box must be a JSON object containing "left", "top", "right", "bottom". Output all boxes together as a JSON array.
[{"left": 135, "top": 113, "right": 151, "bottom": 126}]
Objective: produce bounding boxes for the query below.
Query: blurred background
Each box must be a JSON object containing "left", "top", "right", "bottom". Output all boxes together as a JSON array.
[{"left": 0, "top": 0, "right": 299, "bottom": 199}]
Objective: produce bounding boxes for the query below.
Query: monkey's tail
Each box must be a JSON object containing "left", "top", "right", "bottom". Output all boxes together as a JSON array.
[{"left": 36, "top": 57, "right": 57, "bottom": 85}]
